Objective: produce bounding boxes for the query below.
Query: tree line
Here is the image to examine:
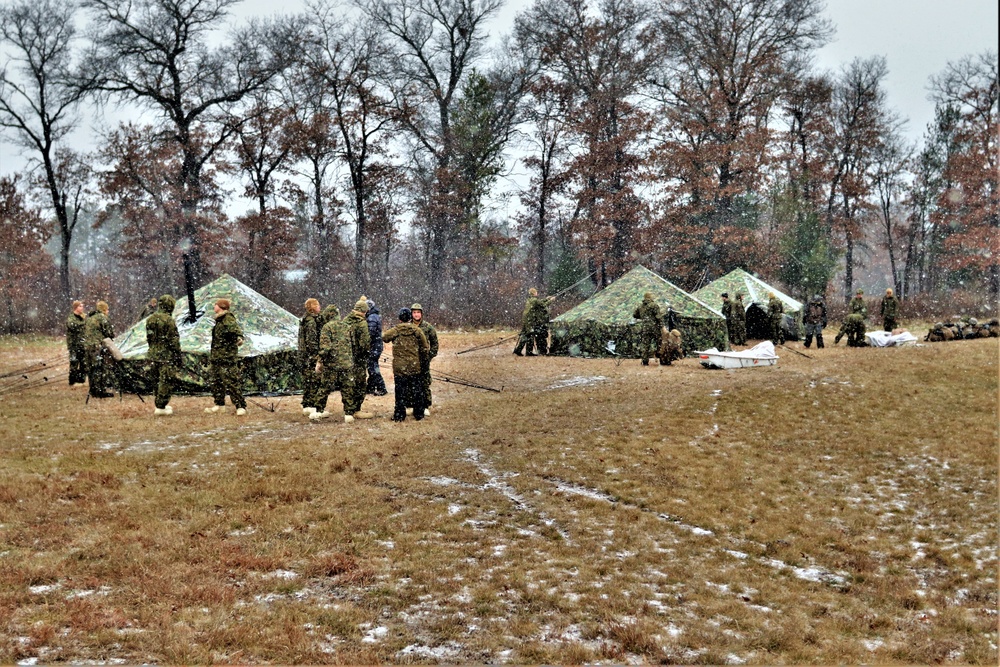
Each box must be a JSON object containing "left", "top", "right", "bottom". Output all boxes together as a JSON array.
[{"left": 0, "top": 0, "right": 996, "bottom": 333}]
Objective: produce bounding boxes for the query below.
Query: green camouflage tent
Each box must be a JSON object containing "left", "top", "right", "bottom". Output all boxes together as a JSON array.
[
  {"left": 692, "top": 268, "right": 803, "bottom": 341},
  {"left": 550, "top": 265, "right": 728, "bottom": 358},
  {"left": 114, "top": 274, "right": 303, "bottom": 395}
]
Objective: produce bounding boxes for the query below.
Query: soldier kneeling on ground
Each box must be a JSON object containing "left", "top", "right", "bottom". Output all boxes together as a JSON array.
[
  {"left": 833, "top": 313, "right": 867, "bottom": 347},
  {"left": 657, "top": 328, "right": 683, "bottom": 365}
]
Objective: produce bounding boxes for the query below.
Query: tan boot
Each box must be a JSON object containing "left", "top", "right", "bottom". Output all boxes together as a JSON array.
[
  {"left": 309, "top": 411, "right": 331, "bottom": 420},
  {"left": 353, "top": 411, "right": 374, "bottom": 419},
  {"left": 204, "top": 405, "right": 223, "bottom": 413},
  {"left": 164, "top": 405, "right": 173, "bottom": 415},
  {"left": 344, "top": 414, "right": 354, "bottom": 423},
  {"left": 235, "top": 408, "right": 246, "bottom": 416},
  {"left": 154, "top": 408, "right": 168, "bottom": 416},
  {"left": 423, "top": 408, "right": 431, "bottom": 417},
  {"left": 302, "top": 407, "right": 316, "bottom": 416}
]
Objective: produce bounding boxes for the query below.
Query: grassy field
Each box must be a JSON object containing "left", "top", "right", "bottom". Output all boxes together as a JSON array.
[{"left": 0, "top": 328, "right": 997, "bottom": 664}]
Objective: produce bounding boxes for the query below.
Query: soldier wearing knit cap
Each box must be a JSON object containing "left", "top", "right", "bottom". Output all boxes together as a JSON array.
[
  {"left": 410, "top": 303, "right": 437, "bottom": 415},
  {"left": 311, "top": 297, "right": 372, "bottom": 422},
  {"left": 146, "top": 294, "right": 180, "bottom": 415},
  {"left": 84, "top": 300, "right": 115, "bottom": 398},
  {"left": 383, "top": 307, "right": 429, "bottom": 421},
  {"left": 205, "top": 298, "right": 246, "bottom": 415},
  {"left": 299, "top": 298, "right": 324, "bottom": 416},
  {"left": 66, "top": 300, "right": 88, "bottom": 386},
  {"left": 880, "top": 287, "right": 899, "bottom": 332}
]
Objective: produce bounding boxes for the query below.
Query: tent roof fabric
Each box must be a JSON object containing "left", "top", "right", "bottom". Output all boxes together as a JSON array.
[
  {"left": 554, "top": 265, "right": 724, "bottom": 324},
  {"left": 692, "top": 268, "right": 802, "bottom": 314},
  {"left": 115, "top": 274, "right": 300, "bottom": 359}
]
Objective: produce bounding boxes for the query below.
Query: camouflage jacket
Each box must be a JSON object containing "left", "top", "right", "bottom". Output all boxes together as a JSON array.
[
  {"left": 66, "top": 312, "right": 86, "bottom": 353},
  {"left": 345, "top": 310, "right": 371, "bottom": 367},
  {"left": 880, "top": 295, "right": 899, "bottom": 320},
  {"left": 417, "top": 320, "right": 439, "bottom": 360},
  {"left": 319, "top": 317, "right": 352, "bottom": 371},
  {"left": 145, "top": 296, "right": 181, "bottom": 363},
  {"left": 731, "top": 300, "right": 746, "bottom": 324},
  {"left": 767, "top": 297, "right": 784, "bottom": 320},
  {"left": 298, "top": 312, "right": 322, "bottom": 366},
  {"left": 803, "top": 299, "right": 827, "bottom": 326},
  {"left": 84, "top": 312, "right": 115, "bottom": 348},
  {"left": 523, "top": 297, "right": 552, "bottom": 329},
  {"left": 383, "top": 323, "right": 429, "bottom": 375},
  {"left": 849, "top": 296, "right": 867, "bottom": 319},
  {"left": 633, "top": 298, "right": 663, "bottom": 333},
  {"left": 210, "top": 311, "right": 243, "bottom": 363},
  {"left": 721, "top": 299, "right": 733, "bottom": 321}
]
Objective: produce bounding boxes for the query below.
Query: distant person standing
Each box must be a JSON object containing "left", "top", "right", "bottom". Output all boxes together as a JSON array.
[
  {"left": 730, "top": 294, "right": 747, "bottom": 345},
  {"left": 298, "top": 298, "right": 324, "bottom": 416},
  {"left": 84, "top": 300, "right": 115, "bottom": 398},
  {"left": 145, "top": 294, "right": 181, "bottom": 416},
  {"left": 135, "top": 296, "right": 159, "bottom": 323},
  {"left": 849, "top": 288, "right": 867, "bottom": 320},
  {"left": 633, "top": 292, "right": 663, "bottom": 366},
  {"left": 720, "top": 293, "right": 735, "bottom": 344},
  {"left": 767, "top": 292, "right": 784, "bottom": 344},
  {"left": 513, "top": 288, "right": 554, "bottom": 356},
  {"left": 311, "top": 297, "right": 372, "bottom": 422},
  {"left": 383, "top": 308, "right": 430, "bottom": 422},
  {"left": 66, "top": 300, "right": 88, "bottom": 386},
  {"left": 205, "top": 298, "right": 246, "bottom": 416},
  {"left": 880, "top": 288, "right": 899, "bottom": 332},
  {"left": 802, "top": 294, "right": 828, "bottom": 349},
  {"left": 411, "top": 303, "right": 437, "bottom": 415},
  {"left": 343, "top": 297, "right": 373, "bottom": 420},
  {"left": 365, "top": 299, "right": 387, "bottom": 396}
]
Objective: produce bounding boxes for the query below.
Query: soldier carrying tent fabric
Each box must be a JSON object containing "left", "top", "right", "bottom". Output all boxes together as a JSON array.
[
  {"left": 66, "top": 300, "right": 88, "bottom": 386},
  {"left": 84, "top": 300, "right": 115, "bottom": 398}
]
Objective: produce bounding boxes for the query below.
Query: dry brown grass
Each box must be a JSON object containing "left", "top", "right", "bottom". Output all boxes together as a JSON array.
[{"left": 0, "top": 327, "right": 997, "bottom": 664}]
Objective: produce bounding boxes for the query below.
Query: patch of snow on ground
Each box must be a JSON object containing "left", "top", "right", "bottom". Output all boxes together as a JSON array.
[
  {"left": 726, "top": 653, "right": 747, "bottom": 664},
  {"left": 264, "top": 569, "right": 298, "bottom": 580},
  {"left": 398, "top": 643, "right": 463, "bottom": 659},
  {"left": 546, "top": 375, "right": 608, "bottom": 390},
  {"left": 551, "top": 479, "right": 617, "bottom": 503},
  {"left": 28, "top": 583, "right": 60, "bottom": 595},
  {"left": 427, "top": 475, "right": 463, "bottom": 486},
  {"left": 448, "top": 504, "right": 462, "bottom": 515},
  {"left": 761, "top": 558, "right": 846, "bottom": 586},
  {"left": 361, "top": 626, "right": 388, "bottom": 643},
  {"left": 862, "top": 638, "right": 884, "bottom": 651}
]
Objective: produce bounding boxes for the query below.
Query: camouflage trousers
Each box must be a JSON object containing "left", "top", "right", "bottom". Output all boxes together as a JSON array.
[
  {"left": 513, "top": 325, "right": 548, "bottom": 355},
  {"left": 317, "top": 365, "right": 366, "bottom": 415},
  {"left": 209, "top": 361, "right": 246, "bottom": 409},
  {"left": 85, "top": 345, "right": 113, "bottom": 396},
  {"left": 638, "top": 329, "right": 659, "bottom": 364},
  {"left": 883, "top": 317, "right": 898, "bottom": 332},
  {"left": 300, "top": 363, "right": 324, "bottom": 410},
  {"left": 150, "top": 361, "right": 176, "bottom": 409},
  {"left": 770, "top": 318, "right": 784, "bottom": 344},
  {"left": 730, "top": 321, "right": 746, "bottom": 346},
  {"left": 69, "top": 347, "right": 87, "bottom": 385}
]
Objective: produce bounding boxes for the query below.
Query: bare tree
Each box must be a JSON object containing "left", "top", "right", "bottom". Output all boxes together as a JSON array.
[
  {"left": 0, "top": 0, "right": 94, "bottom": 300},
  {"left": 81, "top": 0, "right": 299, "bottom": 284},
  {"left": 357, "top": 0, "right": 505, "bottom": 294},
  {"left": 871, "top": 126, "right": 911, "bottom": 297}
]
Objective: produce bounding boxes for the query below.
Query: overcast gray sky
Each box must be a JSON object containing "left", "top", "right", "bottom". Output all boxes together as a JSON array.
[{"left": 1, "top": 0, "right": 996, "bottom": 177}]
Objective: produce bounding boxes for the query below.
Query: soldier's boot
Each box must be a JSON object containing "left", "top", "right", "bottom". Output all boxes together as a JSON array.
[
  {"left": 344, "top": 414, "right": 355, "bottom": 423},
  {"left": 154, "top": 407, "right": 168, "bottom": 416},
  {"left": 303, "top": 406, "right": 316, "bottom": 416},
  {"left": 803, "top": 334, "right": 812, "bottom": 348},
  {"left": 405, "top": 408, "right": 413, "bottom": 416},
  {"left": 833, "top": 332, "right": 842, "bottom": 345},
  {"left": 205, "top": 405, "right": 224, "bottom": 413},
  {"left": 816, "top": 335, "right": 825, "bottom": 349},
  {"left": 310, "top": 411, "right": 332, "bottom": 420},
  {"left": 423, "top": 408, "right": 431, "bottom": 417},
  {"left": 641, "top": 358, "right": 649, "bottom": 366},
  {"left": 235, "top": 408, "right": 247, "bottom": 416},
  {"left": 354, "top": 411, "right": 374, "bottom": 419}
]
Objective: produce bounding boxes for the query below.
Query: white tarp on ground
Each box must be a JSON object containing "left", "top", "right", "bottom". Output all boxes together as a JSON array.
[
  {"left": 865, "top": 330, "right": 918, "bottom": 347},
  {"left": 696, "top": 341, "right": 779, "bottom": 369}
]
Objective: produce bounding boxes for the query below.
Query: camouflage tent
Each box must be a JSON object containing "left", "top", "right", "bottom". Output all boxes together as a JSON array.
[
  {"left": 114, "top": 274, "right": 302, "bottom": 395},
  {"left": 550, "top": 265, "right": 728, "bottom": 358},
  {"left": 693, "top": 268, "right": 803, "bottom": 341}
]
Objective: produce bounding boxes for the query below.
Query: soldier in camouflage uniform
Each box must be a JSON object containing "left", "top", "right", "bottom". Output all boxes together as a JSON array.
[
  {"left": 834, "top": 313, "right": 867, "bottom": 347},
  {"left": 880, "top": 288, "right": 899, "bottom": 332},
  {"left": 513, "top": 288, "right": 554, "bottom": 356},
  {"left": 767, "top": 292, "right": 784, "bottom": 344},
  {"left": 205, "top": 298, "right": 247, "bottom": 415},
  {"left": 802, "top": 294, "right": 827, "bottom": 349},
  {"left": 730, "top": 294, "right": 747, "bottom": 345},
  {"left": 720, "top": 293, "right": 735, "bottom": 344},
  {"left": 298, "top": 298, "right": 324, "bottom": 416},
  {"left": 383, "top": 307, "right": 430, "bottom": 422},
  {"left": 411, "top": 303, "right": 437, "bottom": 415},
  {"left": 657, "top": 328, "right": 683, "bottom": 365},
  {"left": 849, "top": 288, "right": 867, "bottom": 319},
  {"left": 633, "top": 292, "right": 663, "bottom": 366},
  {"left": 84, "top": 300, "right": 115, "bottom": 398},
  {"left": 145, "top": 294, "right": 181, "bottom": 415},
  {"left": 66, "top": 300, "right": 88, "bottom": 386},
  {"left": 312, "top": 297, "right": 372, "bottom": 422},
  {"left": 135, "top": 296, "right": 159, "bottom": 324}
]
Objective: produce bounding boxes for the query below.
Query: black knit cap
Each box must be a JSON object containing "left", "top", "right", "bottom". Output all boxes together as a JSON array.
[{"left": 398, "top": 308, "right": 412, "bottom": 322}]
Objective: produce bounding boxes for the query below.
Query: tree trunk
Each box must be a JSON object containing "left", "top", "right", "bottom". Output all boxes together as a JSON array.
[{"left": 843, "top": 231, "right": 854, "bottom": 304}]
